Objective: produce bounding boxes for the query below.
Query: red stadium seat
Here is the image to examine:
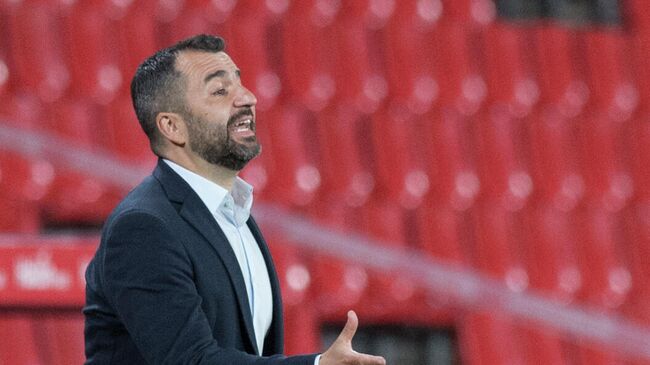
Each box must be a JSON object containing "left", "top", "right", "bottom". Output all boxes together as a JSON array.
[
  {"left": 422, "top": 109, "right": 478, "bottom": 210},
  {"left": 42, "top": 169, "right": 119, "bottom": 224},
  {"left": 0, "top": 147, "right": 51, "bottom": 201},
  {"left": 433, "top": 22, "right": 486, "bottom": 115},
  {"left": 283, "top": 303, "right": 320, "bottom": 355},
  {"left": 60, "top": 0, "right": 122, "bottom": 104},
  {"left": 103, "top": 96, "right": 155, "bottom": 165},
  {"left": 309, "top": 253, "right": 367, "bottom": 319},
  {"left": 0, "top": 315, "right": 42, "bottom": 365},
  {"left": 356, "top": 199, "right": 418, "bottom": 318},
  {"left": 0, "top": 151, "right": 47, "bottom": 232},
  {"left": 473, "top": 108, "right": 531, "bottom": 210},
  {"left": 457, "top": 312, "right": 525, "bottom": 365},
  {"left": 329, "top": 1, "right": 388, "bottom": 113},
  {"left": 532, "top": 25, "right": 585, "bottom": 118},
  {"left": 460, "top": 301, "right": 570, "bottom": 365},
  {"left": 518, "top": 326, "right": 570, "bottom": 365},
  {"left": 381, "top": 0, "right": 440, "bottom": 114},
  {"left": 573, "top": 207, "right": 631, "bottom": 309},
  {"left": 267, "top": 238, "right": 312, "bottom": 307},
  {"left": 267, "top": 237, "right": 321, "bottom": 354},
  {"left": 626, "top": 120, "right": 650, "bottom": 202},
  {"left": 6, "top": 0, "right": 69, "bottom": 102},
  {"left": 360, "top": 199, "right": 410, "bottom": 245},
  {"left": 370, "top": 104, "right": 429, "bottom": 207},
  {"left": 262, "top": 104, "right": 321, "bottom": 208},
  {"left": 527, "top": 110, "right": 582, "bottom": 210},
  {"left": 0, "top": 59, "right": 14, "bottom": 118},
  {"left": 39, "top": 314, "right": 86, "bottom": 365},
  {"left": 575, "top": 343, "right": 623, "bottom": 365},
  {"left": 579, "top": 30, "right": 637, "bottom": 121},
  {"left": 0, "top": 3, "right": 11, "bottom": 104},
  {"left": 39, "top": 98, "right": 121, "bottom": 224},
  {"left": 481, "top": 22, "right": 538, "bottom": 117},
  {"left": 575, "top": 112, "right": 631, "bottom": 211},
  {"left": 440, "top": 0, "right": 496, "bottom": 24},
  {"left": 0, "top": 95, "right": 52, "bottom": 233},
  {"left": 311, "top": 105, "right": 374, "bottom": 213},
  {"left": 111, "top": 0, "right": 159, "bottom": 85},
  {"left": 470, "top": 203, "right": 527, "bottom": 285},
  {"left": 415, "top": 202, "right": 468, "bottom": 265},
  {"left": 522, "top": 205, "right": 580, "bottom": 301},
  {"left": 45, "top": 98, "right": 102, "bottom": 150},
  {"left": 280, "top": 0, "right": 338, "bottom": 111},
  {"left": 0, "top": 195, "right": 40, "bottom": 233},
  {"left": 620, "top": 202, "right": 650, "bottom": 326},
  {"left": 471, "top": 111, "right": 529, "bottom": 283}
]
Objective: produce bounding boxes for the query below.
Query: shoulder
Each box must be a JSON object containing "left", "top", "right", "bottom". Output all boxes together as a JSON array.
[{"left": 100, "top": 174, "right": 182, "bottom": 247}]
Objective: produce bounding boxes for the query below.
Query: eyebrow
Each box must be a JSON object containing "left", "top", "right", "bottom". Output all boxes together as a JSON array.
[{"left": 204, "top": 69, "right": 241, "bottom": 84}]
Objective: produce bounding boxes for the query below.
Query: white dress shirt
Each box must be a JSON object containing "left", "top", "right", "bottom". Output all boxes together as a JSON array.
[{"left": 164, "top": 159, "right": 273, "bottom": 354}]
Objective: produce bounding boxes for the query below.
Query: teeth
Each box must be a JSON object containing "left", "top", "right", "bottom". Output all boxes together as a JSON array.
[{"left": 235, "top": 119, "right": 251, "bottom": 127}]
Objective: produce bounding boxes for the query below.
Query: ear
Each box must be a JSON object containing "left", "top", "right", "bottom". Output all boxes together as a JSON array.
[{"left": 156, "top": 112, "right": 187, "bottom": 147}]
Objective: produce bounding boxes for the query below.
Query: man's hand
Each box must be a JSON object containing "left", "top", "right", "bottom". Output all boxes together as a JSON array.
[{"left": 319, "top": 311, "right": 386, "bottom": 365}]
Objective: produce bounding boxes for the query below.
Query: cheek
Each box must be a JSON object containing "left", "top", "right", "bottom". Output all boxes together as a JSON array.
[
  {"left": 206, "top": 120, "right": 228, "bottom": 141},
  {"left": 205, "top": 109, "right": 231, "bottom": 126}
]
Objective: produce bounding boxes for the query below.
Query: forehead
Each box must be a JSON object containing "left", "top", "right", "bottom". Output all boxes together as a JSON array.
[{"left": 175, "top": 51, "right": 238, "bottom": 83}]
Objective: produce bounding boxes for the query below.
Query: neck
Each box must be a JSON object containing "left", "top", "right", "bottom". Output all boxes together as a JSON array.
[
  {"left": 197, "top": 162, "right": 238, "bottom": 191},
  {"left": 163, "top": 151, "right": 238, "bottom": 191}
]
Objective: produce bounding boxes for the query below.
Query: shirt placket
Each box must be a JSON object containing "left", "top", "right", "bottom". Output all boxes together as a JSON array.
[{"left": 222, "top": 197, "right": 256, "bottom": 316}]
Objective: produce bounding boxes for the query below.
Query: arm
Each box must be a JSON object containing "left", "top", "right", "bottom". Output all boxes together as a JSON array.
[{"left": 101, "top": 211, "right": 316, "bottom": 365}]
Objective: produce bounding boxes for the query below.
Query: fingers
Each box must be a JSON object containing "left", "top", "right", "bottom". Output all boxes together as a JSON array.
[{"left": 336, "top": 310, "right": 359, "bottom": 345}]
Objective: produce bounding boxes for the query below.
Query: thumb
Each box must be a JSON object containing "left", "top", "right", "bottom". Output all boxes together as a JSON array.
[{"left": 336, "top": 310, "right": 358, "bottom": 345}]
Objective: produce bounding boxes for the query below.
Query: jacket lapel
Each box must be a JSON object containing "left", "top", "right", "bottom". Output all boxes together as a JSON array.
[
  {"left": 247, "top": 217, "right": 284, "bottom": 355},
  {"left": 153, "top": 160, "right": 259, "bottom": 355}
]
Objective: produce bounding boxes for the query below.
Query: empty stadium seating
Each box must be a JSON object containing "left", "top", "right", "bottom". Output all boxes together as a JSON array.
[
  {"left": 39, "top": 314, "right": 86, "bottom": 365},
  {"left": 0, "top": 315, "right": 43, "bottom": 364},
  {"left": 533, "top": 25, "right": 586, "bottom": 117},
  {"left": 6, "top": 0, "right": 69, "bottom": 103},
  {"left": 2, "top": 0, "right": 650, "bottom": 364},
  {"left": 481, "top": 22, "right": 537, "bottom": 116}
]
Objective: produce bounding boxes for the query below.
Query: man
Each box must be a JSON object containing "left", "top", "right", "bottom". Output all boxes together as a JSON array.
[{"left": 83, "top": 34, "right": 385, "bottom": 365}]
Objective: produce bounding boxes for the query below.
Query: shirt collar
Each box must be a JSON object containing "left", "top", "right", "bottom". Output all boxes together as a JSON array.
[{"left": 163, "top": 159, "right": 254, "bottom": 226}]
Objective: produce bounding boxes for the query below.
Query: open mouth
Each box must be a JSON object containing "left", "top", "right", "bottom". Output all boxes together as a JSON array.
[
  {"left": 232, "top": 118, "right": 253, "bottom": 133},
  {"left": 228, "top": 115, "right": 256, "bottom": 140}
]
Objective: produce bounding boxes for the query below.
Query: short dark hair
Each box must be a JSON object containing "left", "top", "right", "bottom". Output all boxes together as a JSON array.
[{"left": 130, "top": 34, "right": 226, "bottom": 154}]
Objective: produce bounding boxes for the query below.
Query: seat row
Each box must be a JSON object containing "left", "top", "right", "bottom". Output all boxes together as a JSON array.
[
  {"left": 0, "top": 102, "right": 645, "bottom": 220},
  {"left": 0, "top": 313, "right": 85, "bottom": 365},
  {"left": 1, "top": 0, "right": 647, "bottom": 113},
  {"left": 1, "top": 234, "right": 648, "bottom": 365}
]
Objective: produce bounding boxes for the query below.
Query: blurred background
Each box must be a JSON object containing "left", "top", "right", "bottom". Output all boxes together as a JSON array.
[{"left": 2, "top": 0, "right": 650, "bottom": 363}]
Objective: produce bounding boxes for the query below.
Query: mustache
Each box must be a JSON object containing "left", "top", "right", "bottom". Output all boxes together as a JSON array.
[{"left": 227, "top": 108, "right": 254, "bottom": 127}]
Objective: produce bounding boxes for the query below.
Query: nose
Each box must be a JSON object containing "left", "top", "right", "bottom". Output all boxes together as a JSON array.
[{"left": 234, "top": 85, "right": 257, "bottom": 107}]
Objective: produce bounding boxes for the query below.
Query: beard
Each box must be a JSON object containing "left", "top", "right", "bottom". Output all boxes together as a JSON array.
[{"left": 185, "top": 108, "right": 261, "bottom": 171}]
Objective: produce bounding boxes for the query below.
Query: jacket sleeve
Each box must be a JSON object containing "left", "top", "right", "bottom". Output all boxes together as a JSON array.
[{"left": 101, "top": 210, "right": 317, "bottom": 365}]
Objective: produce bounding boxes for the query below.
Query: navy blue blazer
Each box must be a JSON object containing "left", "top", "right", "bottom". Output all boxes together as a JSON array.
[{"left": 84, "top": 159, "right": 317, "bottom": 364}]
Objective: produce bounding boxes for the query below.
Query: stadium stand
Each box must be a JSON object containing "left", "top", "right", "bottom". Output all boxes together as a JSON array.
[{"left": 3, "top": 0, "right": 650, "bottom": 364}]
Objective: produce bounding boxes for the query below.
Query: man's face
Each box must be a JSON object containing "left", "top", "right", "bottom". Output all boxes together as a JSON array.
[{"left": 175, "top": 50, "right": 260, "bottom": 171}]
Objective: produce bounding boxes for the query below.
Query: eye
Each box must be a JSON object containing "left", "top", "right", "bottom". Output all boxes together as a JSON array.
[{"left": 212, "top": 88, "right": 227, "bottom": 96}]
